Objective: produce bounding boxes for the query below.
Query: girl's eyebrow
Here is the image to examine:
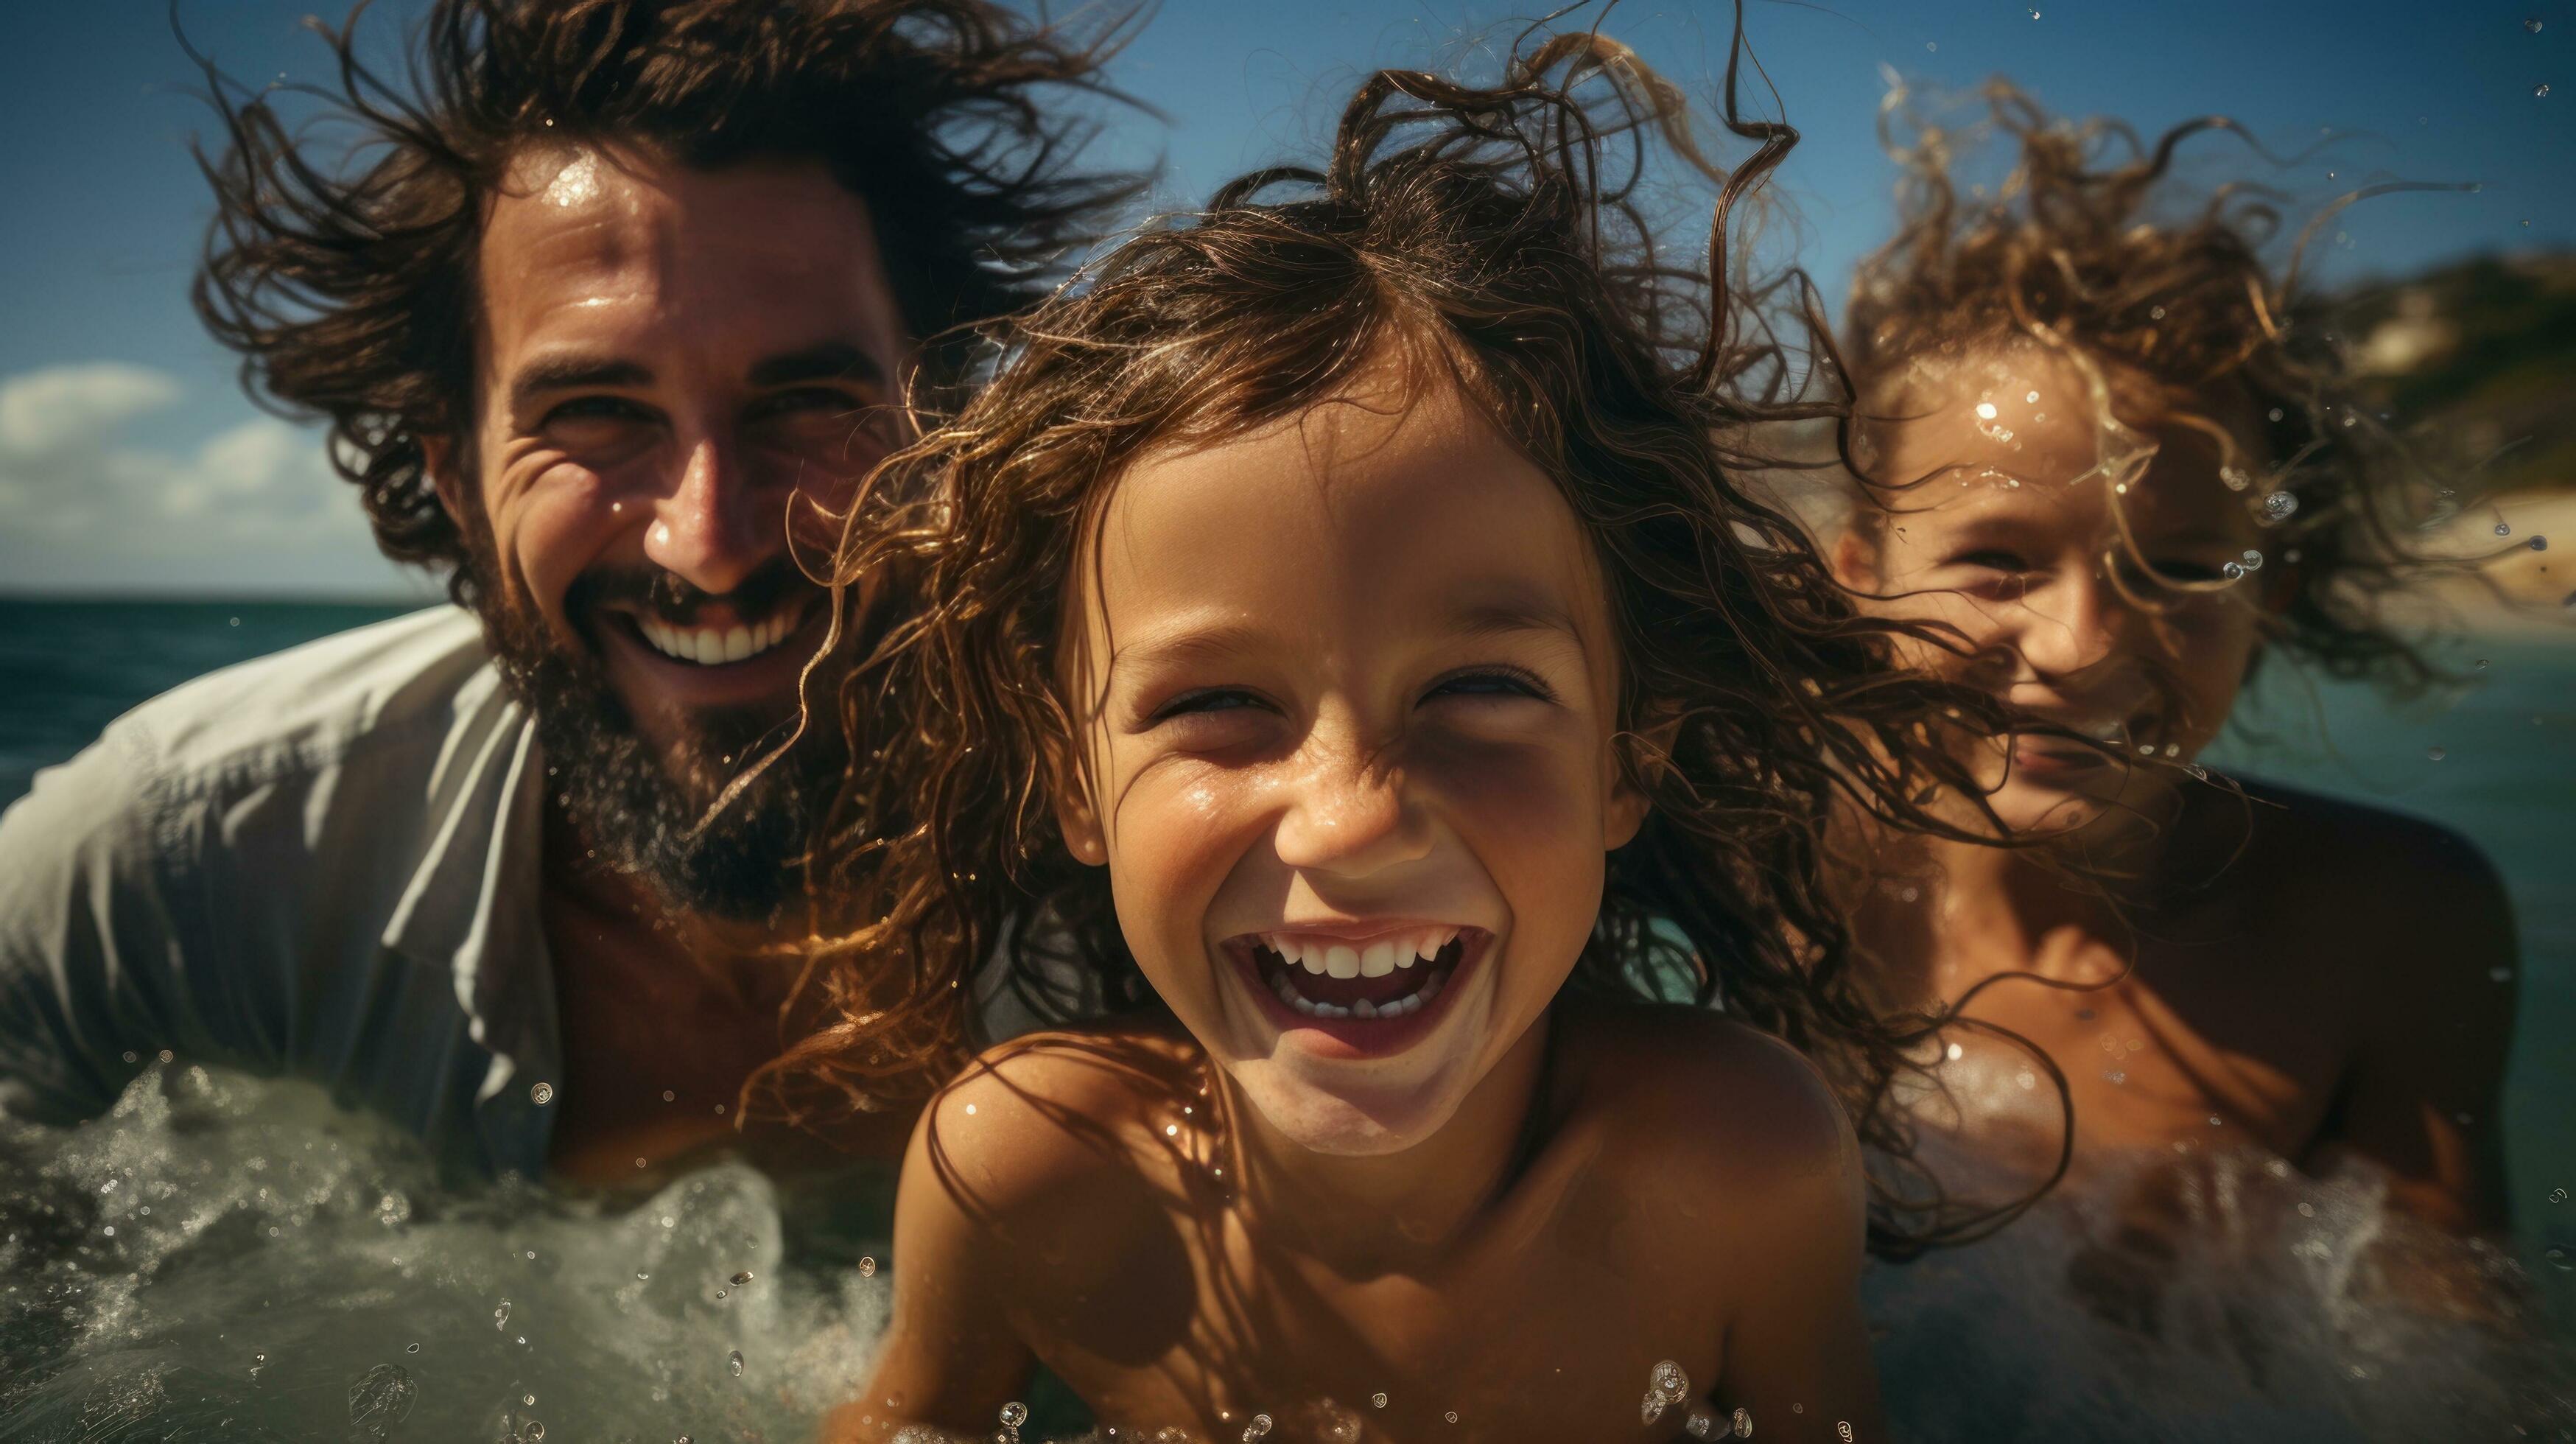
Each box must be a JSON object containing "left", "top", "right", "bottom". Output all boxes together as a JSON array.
[{"left": 1106, "top": 595, "right": 1589, "bottom": 684}]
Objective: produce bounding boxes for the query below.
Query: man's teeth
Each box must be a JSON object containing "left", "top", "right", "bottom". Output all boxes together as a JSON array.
[
  {"left": 1263, "top": 928, "right": 1459, "bottom": 978},
  {"left": 636, "top": 611, "right": 802, "bottom": 666}
]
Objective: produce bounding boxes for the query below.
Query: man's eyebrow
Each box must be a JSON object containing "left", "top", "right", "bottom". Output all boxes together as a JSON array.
[
  {"left": 508, "top": 355, "right": 652, "bottom": 412},
  {"left": 748, "top": 341, "right": 887, "bottom": 390}
]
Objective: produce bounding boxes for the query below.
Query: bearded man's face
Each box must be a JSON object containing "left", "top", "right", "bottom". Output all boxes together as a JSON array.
[{"left": 429, "top": 146, "right": 908, "bottom": 920}]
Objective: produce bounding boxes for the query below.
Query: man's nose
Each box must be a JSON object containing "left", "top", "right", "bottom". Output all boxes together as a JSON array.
[
  {"left": 642, "top": 432, "right": 770, "bottom": 597},
  {"left": 1271, "top": 728, "right": 1433, "bottom": 880},
  {"left": 2015, "top": 569, "right": 2128, "bottom": 680}
]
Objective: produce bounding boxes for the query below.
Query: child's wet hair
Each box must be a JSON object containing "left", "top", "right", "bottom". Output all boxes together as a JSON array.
[
  {"left": 764, "top": 27, "right": 2029, "bottom": 1255},
  {"left": 1836, "top": 80, "right": 2466, "bottom": 693}
]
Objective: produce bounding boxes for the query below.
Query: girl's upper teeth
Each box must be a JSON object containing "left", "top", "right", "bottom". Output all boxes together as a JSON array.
[{"left": 1264, "top": 928, "right": 1459, "bottom": 975}]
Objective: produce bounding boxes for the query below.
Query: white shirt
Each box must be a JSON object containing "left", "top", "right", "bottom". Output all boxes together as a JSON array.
[{"left": 0, "top": 606, "right": 561, "bottom": 1178}]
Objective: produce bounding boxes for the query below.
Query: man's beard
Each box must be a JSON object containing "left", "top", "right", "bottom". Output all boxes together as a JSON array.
[{"left": 470, "top": 556, "right": 848, "bottom": 924}]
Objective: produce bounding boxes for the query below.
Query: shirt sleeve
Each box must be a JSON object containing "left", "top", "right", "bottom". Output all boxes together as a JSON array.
[{"left": 0, "top": 718, "right": 184, "bottom": 1124}]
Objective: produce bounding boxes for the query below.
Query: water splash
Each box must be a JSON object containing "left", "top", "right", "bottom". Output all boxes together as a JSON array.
[{"left": 0, "top": 1065, "right": 889, "bottom": 1440}]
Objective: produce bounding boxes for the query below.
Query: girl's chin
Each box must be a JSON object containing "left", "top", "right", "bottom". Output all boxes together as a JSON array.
[{"left": 1225, "top": 1058, "right": 1473, "bottom": 1157}]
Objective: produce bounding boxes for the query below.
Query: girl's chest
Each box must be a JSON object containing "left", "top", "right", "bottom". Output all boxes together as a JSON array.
[{"left": 1037, "top": 1208, "right": 1732, "bottom": 1443}]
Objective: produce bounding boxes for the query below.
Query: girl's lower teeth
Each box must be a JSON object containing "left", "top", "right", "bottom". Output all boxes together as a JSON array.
[{"left": 1271, "top": 968, "right": 1447, "bottom": 1020}]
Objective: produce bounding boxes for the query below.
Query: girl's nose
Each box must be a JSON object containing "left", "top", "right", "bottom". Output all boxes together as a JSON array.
[
  {"left": 1271, "top": 732, "right": 1434, "bottom": 880},
  {"left": 2014, "top": 569, "right": 2128, "bottom": 681}
]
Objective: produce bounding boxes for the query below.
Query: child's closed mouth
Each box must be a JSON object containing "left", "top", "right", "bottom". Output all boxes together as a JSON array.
[{"left": 1222, "top": 924, "right": 1487, "bottom": 1048}]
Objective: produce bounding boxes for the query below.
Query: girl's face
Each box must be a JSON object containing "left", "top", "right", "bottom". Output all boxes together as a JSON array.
[
  {"left": 1055, "top": 352, "right": 1643, "bottom": 1155},
  {"left": 1839, "top": 343, "right": 2274, "bottom": 835}
]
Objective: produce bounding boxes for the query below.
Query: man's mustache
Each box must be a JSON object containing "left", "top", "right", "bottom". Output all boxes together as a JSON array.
[{"left": 564, "top": 557, "right": 819, "bottom": 632}]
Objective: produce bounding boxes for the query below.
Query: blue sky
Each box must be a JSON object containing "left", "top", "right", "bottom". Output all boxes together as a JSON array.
[{"left": 1, "top": 0, "right": 2567, "bottom": 596}]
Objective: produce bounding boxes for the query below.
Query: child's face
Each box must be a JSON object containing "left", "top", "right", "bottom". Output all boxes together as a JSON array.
[
  {"left": 1840, "top": 343, "right": 2273, "bottom": 835},
  {"left": 1055, "top": 354, "right": 1643, "bottom": 1155}
]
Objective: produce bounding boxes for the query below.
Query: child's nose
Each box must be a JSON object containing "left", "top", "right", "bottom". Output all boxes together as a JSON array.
[
  {"left": 2015, "top": 570, "right": 2130, "bottom": 680},
  {"left": 1271, "top": 736, "right": 1433, "bottom": 879},
  {"left": 643, "top": 432, "right": 772, "bottom": 597}
]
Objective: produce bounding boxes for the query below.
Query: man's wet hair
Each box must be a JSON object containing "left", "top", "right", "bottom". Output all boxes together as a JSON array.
[
  {"left": 1836, "top": 80, "right": 2462, "bottom": 693},
  {"left": 189, "top": 0, "right": 1142, "bottom": 603},
  {"left": 768, "top": 27, "right": 2038, "bottom": 1257}
]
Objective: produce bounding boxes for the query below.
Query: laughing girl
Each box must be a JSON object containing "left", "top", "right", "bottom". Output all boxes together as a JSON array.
[{"left": 801, "top": 35, "right": 2006, "bottom": 1443}]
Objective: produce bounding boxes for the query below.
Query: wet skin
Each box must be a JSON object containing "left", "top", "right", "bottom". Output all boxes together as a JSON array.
[
  {"left": 1839, "top": 343, "right": 2515, "bottom": 1236},
  {"left": 425, "top": 148, "right": 913, "bottom": 1182},
  {"left": 834, "top": 357, "right": 1885, "bottom": 1442}
]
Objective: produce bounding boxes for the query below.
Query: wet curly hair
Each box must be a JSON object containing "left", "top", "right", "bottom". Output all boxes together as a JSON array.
[
  {"left": 188, "top": 0, "right": 1141, "bottom": 604},
  {"left": 1836, "top": 80, "right": 2465, "bottom": 693},
  {"left": 762, "top": 27, "right": 2036, "bottom": 1256}
]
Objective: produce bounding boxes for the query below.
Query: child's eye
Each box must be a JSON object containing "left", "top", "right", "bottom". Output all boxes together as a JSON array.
[
  {"left": 1150, "top": 687, "right": 1270, "bottom": 723},
  {"left": 1950, "top": 548, "right": 2029, "bottom": 573},
  {"left": 1422, "top": 667, "right": 1553, "bottom": 704}
]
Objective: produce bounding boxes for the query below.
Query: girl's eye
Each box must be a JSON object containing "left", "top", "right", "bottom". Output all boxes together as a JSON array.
[
  {"left": 1951, "top": 548, "right": 2030, "bottom": 573},
  {"left": 1151, "top": 687, "right": 1268, "bottom": 723},
  {"left": 1423, "top": 667, "right": 1551, "bottom": 704}
]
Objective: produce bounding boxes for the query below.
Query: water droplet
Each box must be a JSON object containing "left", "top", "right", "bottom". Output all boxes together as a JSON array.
[
  {"left": 636, "top": 1271, "right": 650, "bottom": 1281},
  {"left": 1000, "top": 1401, "right": 1029, "bottom": 1428},
  {"left": 157, "top": 1048, "right": 173, "bottom": 1063},
  {"left": 2222, "top": 561, "right": 2246, "bottom": 581},
  {"left": 728, "top": 1350, "right": 745, "bottom": 1378},
  {"left": 714, "top": 1289, "right": 727, "bottom": 1300},
  {"left": 2427, "top": 746, "right": 2448, "bottom": 762},
  {"left": 525, "top": 1394, "right": 536, "bottom": 1406},
  {"left": 1975, "top": 402, "right": 1998, "bottom": 420},
  {"left": 1945, "top": 1042, "right": 1965, "bottom": 1062},
  {"left": 731, "top": 1271, "right": 754, "bottom": 1286},
  {"left": 2529, "top": 17, "right": 2545, "bottom": 32},
  {"left": 1734, "top": 1408, "right": 1755, "bottom": 1438},
  {"left": 2028, "top": 6, "right": 2040, "bottom": 16},
  {"left": 1372, "top": 1393, "right": 1390, "bottom": 1409},
  {"left": 1685, "top": 1406, "right": 1719, "bottom": 1440},
  {"left": 662, "top": 1090, "right": 676, "bottom": 1102},
  {"left": 2497, "top": 521, "right": 2514, "bottom": 537},
  {"left": 1243, "top": 1415, "right": 1274, "bottom": 1442},
  {"left": 2267, "top": 407, "right": 2285, "bottom": 422},
  {"left": 1445, "top": 1412, "right": 1461, "bottom": 1424},
  {"left": 2239, "top": 549, "right": 2264, "bottom": 571},
  {"left": 963, "top": 1104, "right": 976, "bottom": 1116},
  {"left": 121, "top": 1050, "right": 138, "bottom": 1065},
  {"left": 494, "top": 1300, "right": 512, "bottom": 1329},
  {"left": 858, "top": 1256, "right": 877, "bottom": 1277},
  {"left": 2539, "top": 83, "right": 2554, "bottom": 98},
  {"left": 2260, "top": 491, "right": 2300, "bottom": 524},
  {"left": 529, "top": 1082, "right": 553, "bottom": 1106},
  {"left": 2531, "top": 536, "right": 2549, "bottom": 552}
]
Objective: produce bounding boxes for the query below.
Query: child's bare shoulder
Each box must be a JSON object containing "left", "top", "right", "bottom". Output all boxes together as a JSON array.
[
  {"left": 1562, "top": 1003, "right": 1861, "bottom": 1205},
  {"left": 906, "top": 1023, "right": 1204, "bottom": 1234},
  {"left": 2229, "top": 780, "right": 2511, "bottom": 963}
]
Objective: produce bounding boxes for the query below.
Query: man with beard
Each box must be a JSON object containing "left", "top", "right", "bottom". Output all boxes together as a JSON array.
[{"left": 0, "top": 0, "right": 1133, "bottom": 1184}]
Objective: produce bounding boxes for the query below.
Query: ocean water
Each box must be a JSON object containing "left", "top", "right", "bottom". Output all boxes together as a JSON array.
[{"left": 0, "top": 598, "right": 2571, "bottom": 1440}]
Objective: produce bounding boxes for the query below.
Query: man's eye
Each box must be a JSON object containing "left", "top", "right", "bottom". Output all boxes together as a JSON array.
[
  {"left": 748, "top": 387, "right": 863, "bottom": 422},
  {"left": 543, "top": 395, "right": 654, "bottom": 427},
  {"left": 1423, "top": 667, "right": 1551, "bottom": 704}
]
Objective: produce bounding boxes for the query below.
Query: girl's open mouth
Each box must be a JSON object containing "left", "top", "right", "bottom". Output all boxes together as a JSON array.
[{"left": 1224, "top": 926, "right": 1487, "bottom": 1042}]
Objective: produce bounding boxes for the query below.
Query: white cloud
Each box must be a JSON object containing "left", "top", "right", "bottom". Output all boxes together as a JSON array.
[{"left": 0, "top": 362, "right": 417, "bottom": 595}]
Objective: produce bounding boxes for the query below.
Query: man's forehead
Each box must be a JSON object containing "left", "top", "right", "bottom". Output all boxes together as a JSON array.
[{"left": 477, "top": 144, "right": 893, "bottom": 353}]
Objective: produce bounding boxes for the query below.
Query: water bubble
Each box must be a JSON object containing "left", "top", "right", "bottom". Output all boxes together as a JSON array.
[
  {"left": 662, "top": 1090, "right": 676, "bottom": 1102},
  {"left": 1445, "top": 1412, "right": 1461, "bottom": 1424},
  {"left": 524, "top": 1394, "right": 536, "bottom": 1406},
  {"left": 714, "top": 1289, "right": 727, "bottom": 1300},
  {"left": 2029, "top": 6, "right": 2040, "bottom": 16},
  {"left": 2530, "top": 536, "right": 2549, "bottom": 552},
  {"left": 529, "top": 1082, "right": 554, "bottom": 1105},
  {"left": 2267, "top": 407, "right": 2285, "bottom": 422},
  {"left": 728, "top": 1350, "right": 744, "bottom": 1378},
  {"left": 1734, "top": 1408, "right": 1755, "bottom": 1437},
  {"left": 348, "top": 1363, "right": 416, "bottom": 1434},
  {"left": 405, "top": 1342, "right": 419, "bottom": 1353},
  {"left": 1975, "top": 402, "right": 1998, "bottom": 420},
  {"left": 2427, "top": 746, "right": 2447, "bottom": 763},
  {"left": 157, "top": 1048, "right": 173, "bottom": 1063},
  {"left": 1243, "top": 1415, "right": 1274, "bottom": 1441},
  {"left": 2546, "top": 1247, "right": 2572, "bottom": 1271},
  {"left": 122, "top": 1050, "right": 138, "bottom": 1065},
  {"left": 494, "top": 1299, "right": 512, "bottom": 1329},
  {"left": 1372, "top": 1392, "right": 1390, "bottom": 1409},
  {"left": 2549, "top": 1188, "right": 2568, "bottom": 1204},
  {"left": 527, "top": 1423, "right": 546, "bottom": 1441},
  {"left": 2497, "top": 521, "right": 2513, "bottom": 537},
  {"left": 1000, "top": 1401, "right": 1029, "bottom": 1427},
  {"left": 2219, "top": 465, "right": 2251, "bottom": 491},
  {"left": 1839, "top": 1423, "right": 1855, "bottom": 1442},
  {"left": 2222, "top": 562, "right": 2246, "bottom": 581},
  {"left": 2239, "top": 549, "right": 2264, "bottom": 572},
  {"left": 2539, "top": 83, "right": 2554, "bottom": 98},
  {"left": 1685, "top": 1406, "right": 1718, "bottom": 1439},
  {"left": 1652, "top": 1359, "right": 1690, "bottom": 1401},
  {"left": 858, "top": 1256, "right": 878, "bottom": 1277},
  {"left": 731, "top": 1271, "right": 755, "bottom": 1286},
  {"left": 2259, "top": 491, "right": 2300, "bottom": 524},
  {"left": 2530, "top": 17, "right": 2545, "bottom": 32}
]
